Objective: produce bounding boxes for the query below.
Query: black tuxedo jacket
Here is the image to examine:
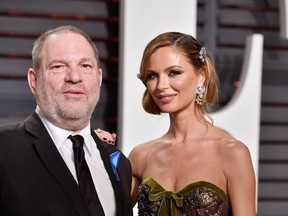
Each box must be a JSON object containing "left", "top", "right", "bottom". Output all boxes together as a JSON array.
[{"left": 0, "top": 112, "right": 133, "bottom": 216}]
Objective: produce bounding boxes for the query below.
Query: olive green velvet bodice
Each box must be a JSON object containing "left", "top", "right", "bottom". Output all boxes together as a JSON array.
[{"left": 137, "top": 177, "right": 231, "bottom": 216}]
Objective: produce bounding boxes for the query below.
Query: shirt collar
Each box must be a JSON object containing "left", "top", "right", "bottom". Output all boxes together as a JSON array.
[{"left": 35, "top": 106, "right": 93, "bottom": 155}]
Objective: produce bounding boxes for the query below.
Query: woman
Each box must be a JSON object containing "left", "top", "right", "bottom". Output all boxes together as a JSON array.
[{"left": 98, "top": 32, "right": 256, "bottom": 215}]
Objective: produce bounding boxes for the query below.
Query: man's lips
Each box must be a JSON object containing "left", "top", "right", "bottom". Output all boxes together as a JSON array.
[{"left": 64, "top": 89, "right": 85, "bottom": 97}]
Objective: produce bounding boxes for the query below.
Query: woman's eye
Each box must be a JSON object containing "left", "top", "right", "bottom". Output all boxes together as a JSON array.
[
  {"left": 147, "top": 72, "right": 157, "bottom": 80},
  {"left": 169, "top": 70, "right": 181, "bottom": 76}
]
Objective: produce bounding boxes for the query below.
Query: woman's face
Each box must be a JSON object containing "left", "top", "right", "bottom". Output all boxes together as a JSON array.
[{"left": 146, "top": 46, "right": 204, "bottom": 114}]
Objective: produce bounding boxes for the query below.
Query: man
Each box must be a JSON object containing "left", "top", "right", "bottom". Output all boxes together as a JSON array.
[{"left": 0, "top": 25, "right": 133, "bottom": 216}]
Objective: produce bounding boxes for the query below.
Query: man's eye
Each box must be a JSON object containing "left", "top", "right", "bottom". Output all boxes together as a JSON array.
[
  {"left": 51, "top": 65, "right": 65, "bottom": 73},
  {"left": 52, "top": 65, "right": 62, "bottom": 69},
  {"left": 81, "top": 64, "right": 93, "bottom": 73},
  {"left": 82, "top": 64, "right": 91, "bottom": 68}
]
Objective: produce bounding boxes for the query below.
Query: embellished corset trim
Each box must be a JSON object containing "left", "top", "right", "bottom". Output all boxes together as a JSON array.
[{"left": 137, "top": 177, "right": 231, "bottom": 216}]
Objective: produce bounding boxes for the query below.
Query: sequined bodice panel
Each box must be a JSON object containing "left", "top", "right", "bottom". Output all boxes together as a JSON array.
[{"left": 137, "top": 177, "right": 231, "bottom": 216}]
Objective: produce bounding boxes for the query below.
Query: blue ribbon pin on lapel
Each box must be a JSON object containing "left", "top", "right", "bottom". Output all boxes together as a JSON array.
[{"left": 110, "top": 151, "right": 121, "bottom": 181}]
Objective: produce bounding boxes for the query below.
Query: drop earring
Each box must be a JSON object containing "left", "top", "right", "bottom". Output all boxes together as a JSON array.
[{"left": 196, "top": 85, "right": 205, "bottom": 105}]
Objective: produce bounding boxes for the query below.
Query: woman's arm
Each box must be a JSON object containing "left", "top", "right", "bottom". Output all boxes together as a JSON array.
[
  {"left": 128, "top": 145, "right": 144, "bottom": 206},
  {"left": 224, "top": 141, "right": 256, "bottom": 216}
]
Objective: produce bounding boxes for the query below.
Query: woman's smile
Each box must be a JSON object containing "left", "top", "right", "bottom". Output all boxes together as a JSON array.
[{"left": 158, "top": 93, "right": 177, "bottom": 104}]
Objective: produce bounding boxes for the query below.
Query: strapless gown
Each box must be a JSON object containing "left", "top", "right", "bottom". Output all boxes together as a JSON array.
[{"left": 137, "top": 177, "right": 231, "bottom": 216}]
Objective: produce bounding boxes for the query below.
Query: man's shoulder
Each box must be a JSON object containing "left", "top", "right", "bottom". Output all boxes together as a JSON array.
[
  {"left": 0, "top": 112, "right": 41, "bottom": 132},
  {"left": 101, "top": 142, "right": 128, "bottom": 159},
  {"left": 0, "top": 122, "right": 27, "bottom": 152},
  {"left": 0, "top": 121, "right": 24, "bottom": 134}
]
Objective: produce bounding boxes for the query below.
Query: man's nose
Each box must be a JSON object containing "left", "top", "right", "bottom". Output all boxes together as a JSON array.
[{"left": 66, "top": 66, "right": 83, "bottom": 83}]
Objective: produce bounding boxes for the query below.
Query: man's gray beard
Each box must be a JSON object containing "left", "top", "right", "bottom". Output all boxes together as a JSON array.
[{"left": 34, "top": 81, "right": 100, "bottom": 130}]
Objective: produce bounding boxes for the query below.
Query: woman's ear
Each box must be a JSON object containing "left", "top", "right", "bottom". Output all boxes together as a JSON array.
[
  {"left": 27, "top": 68, "right": 37, "bottom": 95},
  {"left": 197, "top": 73, "right": 206, "bottom": 86}
]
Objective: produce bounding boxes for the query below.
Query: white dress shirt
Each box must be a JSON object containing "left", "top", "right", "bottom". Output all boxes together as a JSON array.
[{"left": 36, "top": 106, "right": 116, "bottom": 216}]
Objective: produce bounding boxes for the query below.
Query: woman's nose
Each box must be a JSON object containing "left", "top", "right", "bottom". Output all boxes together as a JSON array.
[{"left": 157, "top": 75, "right": 169, "bottom": 90}]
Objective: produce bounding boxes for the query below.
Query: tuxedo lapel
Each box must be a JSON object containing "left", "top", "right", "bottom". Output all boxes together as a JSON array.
[
  {"left": 25, "top": 113, "right": 90, "bottom": 216},
  {"left": 91, "top": 131, "right": 125, "bottom": 215}
]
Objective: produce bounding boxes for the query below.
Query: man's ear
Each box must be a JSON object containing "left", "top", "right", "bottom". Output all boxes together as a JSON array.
[
  {"left": 98, "top": 68, "right": 103, "bottom": 87},
  {"left": 27, "top": 68, "right": 37, "bottom": 95}
]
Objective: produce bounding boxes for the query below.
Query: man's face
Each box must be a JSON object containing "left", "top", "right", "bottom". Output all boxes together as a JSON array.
[{"left": 28, "top": 32, "right": 102, "bottom": 131}]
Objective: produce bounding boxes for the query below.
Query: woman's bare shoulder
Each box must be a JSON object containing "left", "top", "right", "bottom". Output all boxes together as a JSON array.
[
  {"left": 129, "top": 138, "right": 160, "bottom": 158},
  {"left": 211, "top": 126, "right": 251, "bottom": 160},
  {"left": 128, "top": 138, "right": 163, "bottom": 178}
]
